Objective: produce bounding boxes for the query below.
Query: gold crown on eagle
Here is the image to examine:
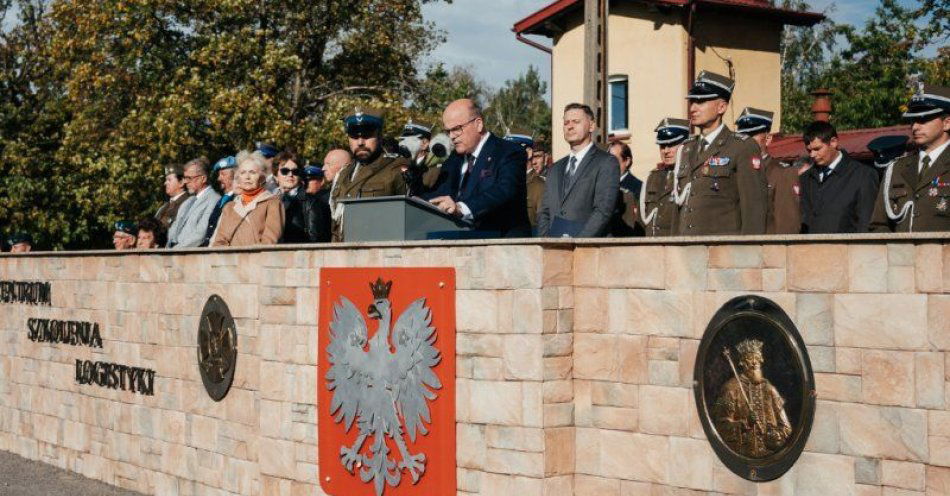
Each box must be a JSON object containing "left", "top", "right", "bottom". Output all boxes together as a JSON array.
[{"left": 369, "top": 278, "right": 392, "bottom": 299}]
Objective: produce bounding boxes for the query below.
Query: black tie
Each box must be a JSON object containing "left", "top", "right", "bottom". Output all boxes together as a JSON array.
[
  {"left": 920, "top": 155, "right": 932, "bottom": 174},
  {"left": 459, "top": 154, "right": 474, "bottom": 192}
]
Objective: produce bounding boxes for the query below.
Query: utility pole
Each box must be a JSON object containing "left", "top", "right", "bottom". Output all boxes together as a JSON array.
[{"left": 583, "top": 0, "right": 609, "bottom": 145}]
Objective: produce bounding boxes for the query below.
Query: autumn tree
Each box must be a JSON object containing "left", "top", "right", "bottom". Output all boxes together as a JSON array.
[{"left": 484, "top": 65, "right": 551, "bottom": 146}]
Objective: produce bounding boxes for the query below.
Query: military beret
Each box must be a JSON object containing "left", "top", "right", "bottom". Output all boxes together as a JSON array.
[
  {"left": 735, "top": 107, "right": 774, "bottom": 135},
  {"left": 504, "top": 130, "right": 535, "bottom": 149},
  {"left": 7, "top": 232, "right": 32, "bottom": 246},
  {"left": 654, "top": 117, "right": 691, "bottom": 146},
  {"left": 213, "top": 156, "right": 237, "bottom": 172},
  {"left": 686, "top": 70, "right": 735, "bottom": 102},
  {"left": 114, "top": 220, "right": 137, "bottom": 235},
  {"left": 401, "top": 120, "right": 432, "bottom": 139},
  {"left": 343, "top": 108, "right": 384, "bottom": 136},
  {"left": 903, "top": 83, "right": 950, "bottom": 119},
  {"left": 255, "top": 142, "right": 280, "bottom": 159},
  {"left": 302, "top": 165, "right": 324, "bottom": 179},
  {"left": 867, "top": 135, "right": 910, "bottom": 166}
]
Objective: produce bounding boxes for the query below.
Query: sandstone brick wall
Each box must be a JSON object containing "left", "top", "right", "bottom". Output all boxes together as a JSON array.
[{"left": 1, "top": 238, "right": 948, "bottom": 496}]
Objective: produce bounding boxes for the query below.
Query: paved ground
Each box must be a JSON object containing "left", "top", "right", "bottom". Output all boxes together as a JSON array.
[{"left": 0, "top": 450, "right": 145, "bottom": 496}]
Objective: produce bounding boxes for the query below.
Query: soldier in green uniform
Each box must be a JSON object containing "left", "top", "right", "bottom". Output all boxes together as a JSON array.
[
  {"left": 641, "top": 118, "right": 689, "bottom": 237},
  {"left": 400, "top": 120, "right": 446, "bottom": 191},
  {"left": 736, "top": 107, "right": 804, "bottom": 234},
  {"left": 331, "top": 108, "right": 408, "bottom": 241},
  {"left": 505, "top": 132, "right": 545, "bottom": 229},
  {"left": 674, "top": 71, "right": 768, "bottom": 235},
  {"left": 870, "top": 83, "right": 950, "bottom": 232}
]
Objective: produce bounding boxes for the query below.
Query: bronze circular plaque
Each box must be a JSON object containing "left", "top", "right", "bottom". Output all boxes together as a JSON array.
[
  {"left": 198, "top": 295, "right": 238, "bottom": 401},
  {"left": 693, "top": 295, "right": 816, "bottom": 482}
]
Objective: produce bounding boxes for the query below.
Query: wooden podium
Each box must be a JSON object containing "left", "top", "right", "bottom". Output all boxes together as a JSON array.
[{"left": 339, "top": 196, "right": 473, "bottom": 242}]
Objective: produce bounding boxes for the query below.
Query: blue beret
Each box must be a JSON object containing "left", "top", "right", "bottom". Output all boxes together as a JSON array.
[
  {"left": 687, "top": 70, "right": 735, "bottom": 102},
  {"left": 114, "top": 221, "right": 137, "bottom": 235},
  {"left": 213, "top": 156, "right": 236, "bottom": 172},
  {"left": 504, "top": 134, "right": 535, "bottom": 149},
  {"left": 303, "top": 165, "right": 324, "bottom": 179},
  {"left": 654, "top": 117, "right": 690, "bottom": 146},
  {"left": 867, "top": 135, "right": 909, "bottom": 166},
  {"left": 903, "top": 83, "right": 950, "bottom": 119},
  {"left": 7, "top": 232, "right": 32, "bottom": 245},
  {"left": 735, "top": 107, "right": 774, "bottom": 135},
  {"left": 255, "top": 142, "right": 279, "bottom": 159}
]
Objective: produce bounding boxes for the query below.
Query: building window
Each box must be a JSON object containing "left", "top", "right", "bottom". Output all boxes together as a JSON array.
[{"left": 609, "top": 75, "right": 629, "bottom": 132}]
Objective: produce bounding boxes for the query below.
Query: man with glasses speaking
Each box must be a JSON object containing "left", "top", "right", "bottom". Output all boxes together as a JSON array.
[
  {"left": 425, "top": 98, "right": 530, "bottom": 238},
  {"left": 167, "top": 157, "right": 222, "bottom": 248}
]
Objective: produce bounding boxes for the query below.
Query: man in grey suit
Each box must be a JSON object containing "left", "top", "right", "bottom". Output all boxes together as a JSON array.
[
  {"left": 167, "top": 157, "right": 222, "bottom": 248},
  {"left": 537, "top": 103, "right": 620, "bottom": 237}
]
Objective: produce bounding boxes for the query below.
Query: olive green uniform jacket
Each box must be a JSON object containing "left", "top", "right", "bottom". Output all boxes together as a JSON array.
[
  {"left": 330, "top": 154, "right": 409, "bottom": 241},
  {"left": 526, "top": 170, "right": 546, "bottom": 228},
  {"left": 642, "top": 165, "right": 677, "bottom": 237},
  {"left": 765, "top": 156, "right": 804, "bottom": 234},
  {"left": 870, "top": 148, "right": 950, "bottom": 232},
  {"left": 675, "top": 127, "right": 768, "bottom": 235}
]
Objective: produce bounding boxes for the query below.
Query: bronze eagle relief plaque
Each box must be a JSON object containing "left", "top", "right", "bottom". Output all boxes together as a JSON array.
[
  {"left": 693, "top": 295, "right": 816, "bottom": 482},
  {"left": 198, "top": 294, "right": 238, "bottom": 401}
]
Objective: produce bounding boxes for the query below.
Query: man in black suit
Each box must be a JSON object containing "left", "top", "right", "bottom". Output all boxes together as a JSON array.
[
  {"left": 800, "top": 121, "right": 880, "bottom": 233},
  {"left": 537, "top": 103, "right": 620, "bottom": 237},
  {"left": 426, "top": 99, "right": 530, "bottom": 237}
]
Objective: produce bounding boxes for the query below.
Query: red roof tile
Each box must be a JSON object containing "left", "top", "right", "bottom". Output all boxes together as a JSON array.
[
  {"left": 768, "top": 125, "right": 912, "bottom": 163},
  {"left": 513, "top": 0, "right": 824, "bottom": 36}
]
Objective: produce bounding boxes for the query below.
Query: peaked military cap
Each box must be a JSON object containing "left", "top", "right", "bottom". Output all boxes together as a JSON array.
[
  {"left": 7, "top": 232, "right": 32, "bottom": 246},
  {"left": 302, "top": 165, "right": 324, "bottom": 179},
  {"left": 114, "top": 220, "right": 137, "bottom": 235},
  {"left": 654, "top": 117, "right": 691, "bottom": 146},
  {"left": 735, "top": 107, "right": 774, "bottom": 135},
  {"left": 401, "top": 120, "right": 432, "bottom": 139},
  {"left": 903, "top": 83, "right": 950, "bottom": 119},
  {"left": 343, "top": 108, "right": 384, "bottom": 136},
  {"left": 213, "top": 156, "right": 237, "bottom": 172},
  {"left": 255, "top": 142, "right": 280, "bottom": 159},
  {"left": 504, "top": 129, "right": 535, "bottom": 149},
  {"left": 867, "top": 135, "right": 910, "bottom": 166},
  {"left": 686, "top": 70, "right": 735, "bottom": 101}
]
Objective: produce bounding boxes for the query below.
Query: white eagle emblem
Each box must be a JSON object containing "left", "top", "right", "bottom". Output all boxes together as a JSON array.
[{"left": 326, "top": 278, "right": 442, "bottom": 496}]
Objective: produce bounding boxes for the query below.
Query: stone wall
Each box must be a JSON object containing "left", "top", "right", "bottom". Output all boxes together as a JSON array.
[{"left": 0, "top": 237, "right": 948, "bottom": 495}]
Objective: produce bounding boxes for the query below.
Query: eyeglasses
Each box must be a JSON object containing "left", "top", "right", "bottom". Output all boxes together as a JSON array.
[
  {"left": 446, "top": 116, "right": 479, "bottom": 137},
  {"left": 183, "top": 174, "right": 205, "bottom": 181},
  {"left": 279, "top": 167, "right": 301, "bottom": 176}
]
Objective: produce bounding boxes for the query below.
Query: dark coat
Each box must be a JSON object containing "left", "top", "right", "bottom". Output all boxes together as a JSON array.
[
  {"left": 281, "top": 188, "right": 309, "bottom": 243},
  {"left": 642, "top": 165, "right": 678, "bottom": 237},
  {"left": 302, "top": 190, "right": 332, "bottom": 242},
  {"left": 424, "top": 133, "right": 530, "bottom": 237},
  {"left": 537, "top": 145, "right": 620, "bottom": 238},
  {"left": 800, "top": 152, "right": 880, "bottom": 234},
  {"left": 675, "top": 127, "right": 769, "bottom": 235},
  {"left": 610, "top": 172, "right": 645, "bottom": 237},
  {"left": 870, "top": 147, "right": 950, "bottom": 233}
]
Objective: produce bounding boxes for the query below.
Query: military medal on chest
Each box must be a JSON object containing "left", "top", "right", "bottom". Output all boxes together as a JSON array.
[{"left": 938, "top": 197, "right": 948, "bottom": 212}]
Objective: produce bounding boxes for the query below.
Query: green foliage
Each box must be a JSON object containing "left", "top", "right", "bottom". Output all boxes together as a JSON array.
[
  {"left": 484, "top": 65, "right": 551, "bottom": 147},
  {"left": 778, "top": 0, "right": 950, "bottom": 133}
]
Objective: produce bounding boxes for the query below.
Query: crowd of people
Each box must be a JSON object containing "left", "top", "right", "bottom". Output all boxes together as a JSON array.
[{"left": 3, "top": 73, "right": 949, "bottom": 253}]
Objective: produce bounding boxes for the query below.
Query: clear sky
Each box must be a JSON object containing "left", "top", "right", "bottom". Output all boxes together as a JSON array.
[{"left": 421, "top": 0, "right": 922, "bottom": 94}]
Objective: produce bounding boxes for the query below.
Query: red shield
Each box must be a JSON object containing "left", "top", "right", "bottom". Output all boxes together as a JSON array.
[{"left": 318, "top": 268, "right": 456, "bottom": 496}]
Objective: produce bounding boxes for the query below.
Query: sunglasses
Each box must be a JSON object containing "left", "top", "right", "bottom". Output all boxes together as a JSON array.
[{"left": 279, "top": 167, "right": 301, "bottom": 176}]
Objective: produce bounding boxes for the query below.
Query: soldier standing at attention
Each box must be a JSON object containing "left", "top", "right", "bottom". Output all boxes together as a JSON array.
[
  {"left": 505, "top": 132, "right": 544, "bottom": 229},
  {"left": 641, "top": 118, "right": 689, "bottom": 237},
  {"left": 674, "top": 71, "right": 768, "bottom": 235},
  {"left": 735, "top": 108, "right": 803, "bottom": 234},
  {"left": 870, "top": 84, "right": 950, "bottom": 232},
  {"left": 330, "top": 108, "right": 408, "bottom": 241}
]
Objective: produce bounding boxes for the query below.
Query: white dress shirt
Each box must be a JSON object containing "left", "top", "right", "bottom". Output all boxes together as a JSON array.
[{"left": 920, "top": 139, "right": 950, "bottom": 173}]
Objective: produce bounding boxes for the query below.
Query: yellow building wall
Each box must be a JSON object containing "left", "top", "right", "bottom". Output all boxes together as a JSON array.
[
  {"left": 692, "top": 11, "right": 784, "bottom": 134},
  {"left": 547, "top": 6, "right": 783, "bottom": 179}
]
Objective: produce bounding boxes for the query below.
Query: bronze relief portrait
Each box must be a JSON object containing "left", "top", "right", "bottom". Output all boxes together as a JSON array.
[
  {"left": 694, "top": 295, "right": 815, "bottom": 482},
  {"left": 198, "top": 294, "right": 238, "bottom": 401}
]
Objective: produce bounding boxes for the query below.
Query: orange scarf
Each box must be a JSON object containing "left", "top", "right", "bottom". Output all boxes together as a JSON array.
[{"left": 241, "top": 187, "right": 265, "bottom": 205}]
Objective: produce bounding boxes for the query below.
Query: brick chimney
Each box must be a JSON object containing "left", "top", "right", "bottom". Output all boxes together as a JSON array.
[{"left": 811, "top": 89, "right": 832, "bottom": 122}]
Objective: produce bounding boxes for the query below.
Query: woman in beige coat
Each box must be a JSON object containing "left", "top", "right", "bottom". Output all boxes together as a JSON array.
[{"left": 211, "top": 151, "right": 285, "bottom": 246}]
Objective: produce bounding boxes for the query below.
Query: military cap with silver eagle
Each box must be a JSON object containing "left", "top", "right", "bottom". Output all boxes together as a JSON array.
[
  {"left": 903, "top": 83, "right": 950, "bottom": 119},
  {"left": 686, "top": 70, "right": 735, "bottom": 101},
  {"left": 343, "top": 108, "right": 384, "bottom": 136},
  {"left": 654, "top": 117, "right": 690, "bottom": 146},
  {"left": 504, "top": 128, "right": 535, "bottom": 149},
  {"left": 735, "top": 107, "right": 774, "bottom": 135},
  {"left": 400, "top": 120, "right": 432, "bottom": 139}
]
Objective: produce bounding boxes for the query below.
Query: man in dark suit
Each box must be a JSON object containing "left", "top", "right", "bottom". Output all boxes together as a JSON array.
[
  {"left": 426, "top": 99, "right": 530, "bottom": 237},
  {"left": 535, "top": 103, "right": 619, "bottom": 237},
  {"left": 800, "top": 121, "right": 880, "bottom": 233}
]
